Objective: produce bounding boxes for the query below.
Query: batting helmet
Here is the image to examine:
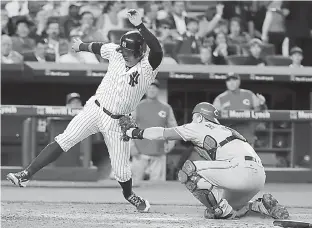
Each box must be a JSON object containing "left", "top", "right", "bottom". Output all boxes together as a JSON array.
[
  {"left": 116, "top": 31, "right": 145, "bottom": 58},
  {"left": 192, "top": 102, "right": 219, "bottom": 124}
]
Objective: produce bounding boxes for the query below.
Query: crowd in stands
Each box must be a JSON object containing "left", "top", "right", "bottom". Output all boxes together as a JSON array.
[{"left": 1, "top": 0, "right": 312, "bottom": 66}]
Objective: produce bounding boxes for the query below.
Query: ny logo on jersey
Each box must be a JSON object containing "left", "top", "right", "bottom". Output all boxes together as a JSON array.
[{"left": 129, "top": 71, "right": 139, "bottom": 87}]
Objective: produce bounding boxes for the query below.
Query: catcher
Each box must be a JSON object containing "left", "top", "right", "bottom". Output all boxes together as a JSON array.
[{"left": 121, "top": 102, "right": 290, "bottom": 219}]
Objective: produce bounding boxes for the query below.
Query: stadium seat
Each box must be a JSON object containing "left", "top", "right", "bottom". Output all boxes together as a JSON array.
[
  {"left": 240, "top": 43, "right": 276, "bottom": 57},
  {"left": 226, "top": 55, "right": 249, "bottom": 65},
  {"left": 177, "top": 54, "right": 202, "bottom": 64},
  {"left": 265, "top": 55, "right": 292, "bottom": 66},
  {"left": 107, "top": 29, "right": 131, "bottom": 44},
  {"left": 228, "top": 44, "right": 240, "bottom": 55},
  {"left": 163, "top": 42, "right": 176, "bottom": 58}
]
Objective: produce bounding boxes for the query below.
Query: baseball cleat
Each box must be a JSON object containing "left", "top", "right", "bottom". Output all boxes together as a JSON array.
[
  {"left": 250, "top": 194, "right": 289, "bottom": 219},
  {"left": 6, "top": 170, "right": 30, "bottom": 187},
  {"left": 126, "top": 192, "right": 150, "bottom": 213}
]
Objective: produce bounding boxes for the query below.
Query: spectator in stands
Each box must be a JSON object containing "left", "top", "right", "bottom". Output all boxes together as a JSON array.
[
  {"left": 131, "top": 79, "right": 178, "bottom": 182},
  {"left": 197, "top": 4, "right": 224, "bottom": 38},
  {"left": 79, "top": 1, "right": 103, "bottom": 18},
  {"left": 66, "top": 92, "right": 82, "bottom": 108},
  {"left": 157, "top": 1, "right": 173, "bottom": 20},
  {"left": 161, "top": 43, "right": 178, "bottom": 65},
  {"left": 4, "top": 0, "right": 29, "bottom": 18},
  {"left": 30, "top": 9, "right": 49, "bottom": 40},
  {"left": 213, "top": 72, "right": 267, "bottom": 146},
  {"left": 166, "top": 1, "right": 188, "bottom": 35},
  {"left": 1, "top": 9, "right": 14, "bottom": 35},
  {"left": 59, "top": 31, "right": 99, "bottom": 64},
  {"left": 222, "top": 1, "right": 253, "bottom": 37},
  {"left": 244, "top": 38, "right": 266, "bottom": 66},
  {"left": 1, "top": 34, "right": 23, "bottom": 64},
  {"left": 213, "top": 19, "right": 229, "bottom": 36},
  {"left": 202, "top": 36, "right": 215, "bottom": 48},
  {"left": 156, "top": 19, "right": 179, "bottom": 43},
  {"left": 61, "top": 3, "right": 81, "bottom": 39},
  {"left": 228, "top": 17, "right": 250, "bottom": 45},
  {"left": 11, "top": 17, "right": 35, "bottom": 54},
  {"left": 42, "top": 1, "right": 69, "bottom": 17},
  {"left": 70, "top": 11, "right": 104, "bottom": 43},
  {"left": 212, "top": 31, "right": 236, "bottom": 65},
  {"left": 44, "top": 19, "right": 69, "bottom": 62},
  {"left": 289, "top": 47, "right": 304, "bottom": 68},
  {"left": 199, "top": 47, "right": 213, "bottom": 65},
  {"left": 261, "top": 0, "right": 285, "bottom": 55},
  {"left": 23, "top": 39, "right": 54, "bottom": 62},
  {"left": 282, "top": 1, "right": 312, "bottom": 66},
  {"left": 143, "top": 2, "right": 159, "bottom": 32},
  {"left": 27, "top": 1, "right": 43, "bottom": 24},
  {"left": 173, "top": 17, "right": 201, "bottom": 57},
  {"left": 96, "top": 1, "right": 123, "bottom": 42}
]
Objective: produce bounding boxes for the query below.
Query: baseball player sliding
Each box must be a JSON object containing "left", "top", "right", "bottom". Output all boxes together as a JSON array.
[
  {"left": 124, "top": 102, "right": 290, "bottom": 219},
  {"left": 7, "top": 9, "right": 163, "bottom": 213}
]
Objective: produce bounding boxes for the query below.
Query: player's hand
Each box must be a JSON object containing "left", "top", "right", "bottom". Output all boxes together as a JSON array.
[
  {"left": 72, "top": 37, "right": 83, "bottom": 52},
  {"left": 126, "top": 128, "right": 136, "bottom": 138},
  {"left": 216, "top": 4, "right": 224, "bottom": 16},
  {"left": 256, "top": 93, "right": 266, "bottom": 105},
  {"left": 127, "top": 9, "right": 143, "bottom": 27}
]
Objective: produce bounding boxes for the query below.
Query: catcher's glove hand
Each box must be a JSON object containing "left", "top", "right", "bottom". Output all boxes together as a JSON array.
[{"left": 119, "top": 115, "right": 138, "bottom": 141}]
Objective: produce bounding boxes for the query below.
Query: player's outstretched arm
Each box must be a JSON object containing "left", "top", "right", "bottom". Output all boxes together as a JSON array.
[
  {"left": 127, "top": 9, "right": 163, "bottom": 70},
  {"left": 72, "top": 37, "right": 104, "bottom": 56},
  {"left": 126, "top": 127, "right": 183, "bottom": 141}
]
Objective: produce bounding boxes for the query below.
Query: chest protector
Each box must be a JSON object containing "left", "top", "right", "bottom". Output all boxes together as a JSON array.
[{"left": 195, "top": 126, "right": 247, "bottom": 160}]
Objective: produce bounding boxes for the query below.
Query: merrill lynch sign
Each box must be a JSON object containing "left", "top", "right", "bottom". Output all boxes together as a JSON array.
[{"left": 221, "top": 110, "right": 271, "bottom": 119}]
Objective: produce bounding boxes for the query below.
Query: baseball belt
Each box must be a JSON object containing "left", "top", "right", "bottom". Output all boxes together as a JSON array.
[{"left": 95, "top": 99, "right": 123, "bottom": 119}]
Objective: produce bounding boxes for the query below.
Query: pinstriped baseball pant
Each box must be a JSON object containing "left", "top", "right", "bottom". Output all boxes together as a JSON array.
[{"left": 55, "top": 96, "right": 131, "bottom": 182}]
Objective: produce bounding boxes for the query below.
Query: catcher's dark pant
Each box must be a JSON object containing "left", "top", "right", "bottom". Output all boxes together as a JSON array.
[{"left": 55, "top": 96, "right": 131, "bottom": 182}]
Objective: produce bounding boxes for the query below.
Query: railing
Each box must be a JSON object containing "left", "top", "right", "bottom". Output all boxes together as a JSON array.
[{"left": 1, "top": 105, "right": 312, "bottom": 169}]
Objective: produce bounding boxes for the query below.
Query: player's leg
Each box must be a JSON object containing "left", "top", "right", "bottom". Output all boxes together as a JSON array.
[
  {"left": 182, "top": 159, "right": 289, "bottom": 219},
  {"left": 178, "top": 158, "right": 265, "bottom": 219},
  {"left": 178, "top": 160, "right": 235, "bottom": 219},
  {"left": 103, "top": 129, "right": 150, "bottom": 212},
  {"left": 7, "top": 101, "right": 100, "bottom": 187},
  {"left": 195, "top": 159, "right": 289, "bottom": 219},
  {"left": 148, "top": 155, "right": 166, "bottom": 181}
]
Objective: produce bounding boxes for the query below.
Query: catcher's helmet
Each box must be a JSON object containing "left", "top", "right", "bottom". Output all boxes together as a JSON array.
[
  {"left": 192, "top": 102, "right": 219, "bottom": 124},
  {"left": 116, "top": 31, "right": 145, "bottom": 58}
]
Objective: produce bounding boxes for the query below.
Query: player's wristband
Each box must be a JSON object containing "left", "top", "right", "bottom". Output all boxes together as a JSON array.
[
  {"left": 79, "top": 43, "right": 90, "bottom": 52},
  {"left": 131, "top": 128, "right": 145, "bottom": 140}
]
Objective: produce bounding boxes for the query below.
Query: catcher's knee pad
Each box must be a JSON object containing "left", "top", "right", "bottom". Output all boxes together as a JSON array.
[
  {"left": 182, "top": 160, "right": 196, "bottom": 176},
  {"left": 178, "top": 160, "right": 200, "bottom": 192}
]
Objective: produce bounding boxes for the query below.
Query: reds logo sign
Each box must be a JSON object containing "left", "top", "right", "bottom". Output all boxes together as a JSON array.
[{"left": 122, "top": 41, "right": 127, "bottom": 48}]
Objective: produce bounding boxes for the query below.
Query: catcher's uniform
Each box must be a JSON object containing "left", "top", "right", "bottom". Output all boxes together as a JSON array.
[
  {"left": 173, "top": 122, "right": 266, "bottom": 218},
  {"left": 55, "top": 43, "right": 159, "bottom": 182}
]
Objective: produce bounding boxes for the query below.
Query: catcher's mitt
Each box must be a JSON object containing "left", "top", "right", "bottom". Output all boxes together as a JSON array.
[{"left": 119, "top": 115, "right": 138, "bottom": 141}]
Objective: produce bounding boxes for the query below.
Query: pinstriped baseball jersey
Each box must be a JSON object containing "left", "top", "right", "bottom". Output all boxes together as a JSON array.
[
  {"left": 95, "top": 43, "right": 159, "bottom": 114},
  {"left": 55, "top": 42, "right": 161, "bottom": 183},
  {"left": 174, "top": 122, "right": 261, "bottom": 161}
]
